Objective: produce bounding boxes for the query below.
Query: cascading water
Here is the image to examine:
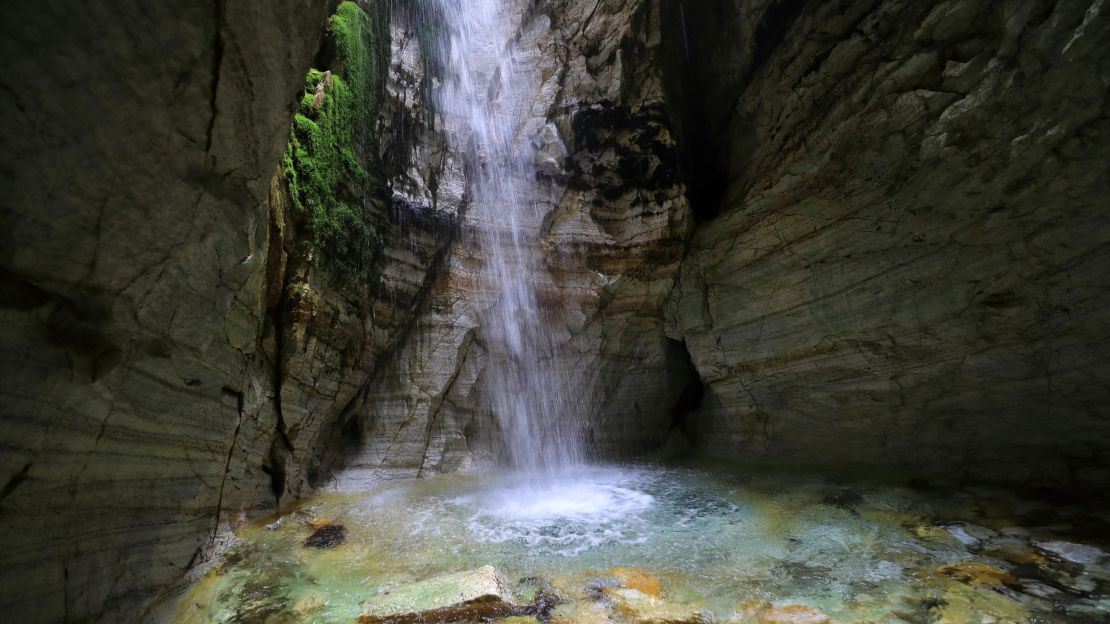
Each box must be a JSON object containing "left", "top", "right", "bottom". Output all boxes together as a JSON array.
[{"left": 429, "top": 0, "right": 583, "bottom": 475}]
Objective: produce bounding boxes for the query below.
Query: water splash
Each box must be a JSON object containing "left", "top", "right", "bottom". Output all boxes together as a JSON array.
[
  {"left": 452, "top": 467, "right": 658, "bottom": 556},
  {"left": 429, "top": 0, "right": 583, "bottom": 474}
]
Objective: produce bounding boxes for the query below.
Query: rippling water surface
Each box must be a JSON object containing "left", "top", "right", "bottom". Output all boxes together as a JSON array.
[{"left": 167, "top": 462, "right": 1110, "bottom": 623}]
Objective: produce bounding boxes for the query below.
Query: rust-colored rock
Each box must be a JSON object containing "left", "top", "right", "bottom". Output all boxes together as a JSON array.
[{"left": 937, "top": 562, "right": 1019, "bottom": 589}]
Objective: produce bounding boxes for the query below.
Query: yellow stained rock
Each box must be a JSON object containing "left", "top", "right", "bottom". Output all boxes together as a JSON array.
[
  {"left": 727, "top": 598, "right": 771, "bottom": 623},
  {"left": 985, "top": 545, "right": 1049, "bottom": 567},
  {"left": 937, "top": 562, "right": 1019, "bottom": 589},
  {"left": 858, "top": 508, "right": 925, "bottom": 529},
  {"left": 609, "top": 566, "right": 664, "bottom": 598},
  {"left": 913, "top": 524, "right": 956, "bottom": 542},
  {"left": 603, "top": 587, "right": 705, "bottom": 623},
  {"left": 927, "top": 578, "right": 1031, "bottom": 623}
]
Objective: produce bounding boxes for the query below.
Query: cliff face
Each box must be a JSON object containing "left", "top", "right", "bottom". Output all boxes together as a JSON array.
[
  {"left": 336, "top": 0, "right": 1110, "bottom": 488},
  {"left": 664, "top": 0, "right": 1110, "bottom": 486},
  {"left": 0, "top": 1, "right": 454, "bottom": 621},
  {"left": 332, "top": 0, "right": 695, "bottom": 483}
]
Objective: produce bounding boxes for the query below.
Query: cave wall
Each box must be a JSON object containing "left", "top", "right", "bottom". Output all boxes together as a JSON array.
[
  {"left": 1, "top": 0, "right": 1107, "bottom": 618},
  {"left": 664, "top": 0, "right": 1110, "bottom": 487},
  {"left": 0, "top": 0, "right": 453, "bottom": 621}
]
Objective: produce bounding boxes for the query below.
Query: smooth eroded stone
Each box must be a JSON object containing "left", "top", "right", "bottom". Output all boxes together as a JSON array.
[
  {"left": 609, "top": 567, "right": 664, "bottom": 598},
  {"left": 550, "top": 601, "right": 614, "bottom": 624},
  {"left": 358, "top": 565, "right": 517, "bottom": 624},
  {"left": 602, "top": 587, "right": 705, "bottom": 624},
  {"left": 1035, "top": 540, "right": 1108, "bottom": 564}
]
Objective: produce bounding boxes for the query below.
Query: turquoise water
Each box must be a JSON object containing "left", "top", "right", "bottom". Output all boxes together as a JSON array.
[{"left": 168, "top": 462, "right": 1110, "bottom": 623}]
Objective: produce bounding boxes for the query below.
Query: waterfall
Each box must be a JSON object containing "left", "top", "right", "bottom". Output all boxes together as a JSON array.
[{"left": 429, "top": 0, "right": 584, "bottom": 474}]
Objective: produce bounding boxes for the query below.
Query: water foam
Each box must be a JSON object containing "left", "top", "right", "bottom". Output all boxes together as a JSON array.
[
  {"left": 447, "top": 468, "right": 658, "bottom": 556},
  {"left": 430, "top": 0, "right": 584, "bottom": 475}
]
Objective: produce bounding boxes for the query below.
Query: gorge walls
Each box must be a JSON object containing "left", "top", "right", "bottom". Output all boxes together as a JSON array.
[
  {"left": 663, "top": 0, "right": 1110, "bottom": 487},
  {"left": 0, "top": 1, "right": 455, "bottom": 620},
  {"left": 1, "top": 0, "right": 1108, "bottom": 621},
  {"left": 332, "top": 0, "right": 696, "bottom": 484}
]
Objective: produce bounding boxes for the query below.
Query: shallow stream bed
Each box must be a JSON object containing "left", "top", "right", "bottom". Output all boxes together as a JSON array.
[{"left": 168, "top": 461, "right": 1110, "bottom": 623}]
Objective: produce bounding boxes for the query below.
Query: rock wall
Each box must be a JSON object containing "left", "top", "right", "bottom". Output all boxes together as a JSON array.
[
  {"left": 333, "top": 0, "right": 695, "bottom": 483},
  {"left": 0, "top": 1, "right": 452, "bottom": 621},
  {"left": 664, "top": 0, "right": 1110, "bottom": 487}
]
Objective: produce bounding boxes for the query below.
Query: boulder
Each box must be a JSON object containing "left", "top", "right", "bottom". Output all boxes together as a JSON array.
[{"left": 358, "top": 566, "right": 517, "bottom": 624}]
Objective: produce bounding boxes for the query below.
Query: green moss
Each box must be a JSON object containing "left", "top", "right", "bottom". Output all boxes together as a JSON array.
[{"left": 282, "top": 1, "right": 387, "bottom": 284}]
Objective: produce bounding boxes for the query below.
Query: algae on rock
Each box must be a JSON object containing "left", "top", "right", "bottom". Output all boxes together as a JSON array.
[{"left": 283, "top": 1, "right": 388, "bottom": 283}]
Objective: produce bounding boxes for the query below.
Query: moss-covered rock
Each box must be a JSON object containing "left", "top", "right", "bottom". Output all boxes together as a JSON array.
[{"left": 283, "top": 1, "right": 387, "bottom": 284}]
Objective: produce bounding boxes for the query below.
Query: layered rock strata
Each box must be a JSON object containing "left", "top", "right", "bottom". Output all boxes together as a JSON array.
[
  {"left": 334, "top": 0, "right": 695, "bottom": 483},
  {"left": 0, "top": 1, "right": 453, "bottom": 621},
  {"left": 665, "top": 0, "right": 1110, "bottom": 487}
]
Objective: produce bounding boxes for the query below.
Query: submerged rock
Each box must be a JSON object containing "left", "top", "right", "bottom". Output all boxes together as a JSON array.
[
  {"left": 358, "top": 566, "right": 517, "bottom": 624},
  {"left": 550, "top": 601, "right": 614, "bottom": 624},
  {"left": 728, "top": 600, "right": 830, "bottom": 624},
  {"left": 602, "top": 586, "right": 704, "bottom": 623},
  {"left": 937, "top": 562, "right": 1019, "bottom": 589},
  {"left": 609, "top": 567, "right": 664, "bottom": 598},
  {"left": 758, "top": 606, "right": 832, "bottom": 624},
  {"left": 926, "top": 578, "right": 1034, "bottom": 623},
  {"left": 303, "top": 523, "right": 347, "bottom": 549},
  {"left": 1035, "top": 540, "right": 1108, "bottom": 565},
  {"left": 550, "top": 571, "right": 618, "bottom": 602}
]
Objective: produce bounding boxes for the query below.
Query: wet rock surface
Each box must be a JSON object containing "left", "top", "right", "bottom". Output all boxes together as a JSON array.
[
  {"left": 0, "top": 1, "right": 338, "bottom": 621},
  {"left": 167, "top": 464, "right": 1110, "bottom": 623},
  {"left": 664, "top": 0, "right": 1110, "bottom": 486},
  {"left": 0, "top": 1, "right": 453, "bottom": 620},
  {"left": 302, "top": 523, "right": 347, "bottom": 549}
]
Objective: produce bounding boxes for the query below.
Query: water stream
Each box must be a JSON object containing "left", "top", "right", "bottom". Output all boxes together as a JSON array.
[
  {"left": 167, "top": 461, "right": 1110, "bottom": 623},
  {"left": 432, "top": 0, "right": 583, "bottom": 474}
]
